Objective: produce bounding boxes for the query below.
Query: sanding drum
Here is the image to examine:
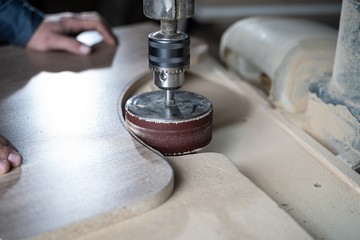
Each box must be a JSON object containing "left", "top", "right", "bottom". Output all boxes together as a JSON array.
[{"left": 125, "top": 90, "right": 213, "bottom": 155}]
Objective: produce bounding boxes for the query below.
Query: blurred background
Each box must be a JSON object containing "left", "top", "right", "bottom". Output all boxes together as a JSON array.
[{"left": 27, "top": 0, "right": 343, "bottom": 58}]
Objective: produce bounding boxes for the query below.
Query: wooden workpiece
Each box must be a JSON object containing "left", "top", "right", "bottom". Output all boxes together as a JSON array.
[
  {"left": 76, "top": 153, "right": 312, "bottom": 240},
  {"left": 0, "top": 24, "right": 174, "bottom": 240}
]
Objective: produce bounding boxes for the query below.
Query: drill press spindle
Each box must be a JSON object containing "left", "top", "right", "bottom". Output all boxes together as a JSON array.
[{"left": 124, "top": 0, "right": 213, "bottom": 155}]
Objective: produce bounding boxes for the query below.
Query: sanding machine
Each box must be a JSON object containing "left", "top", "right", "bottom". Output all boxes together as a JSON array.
[{"left": 125, "top": 0, "right": 213, "bottom": 155}]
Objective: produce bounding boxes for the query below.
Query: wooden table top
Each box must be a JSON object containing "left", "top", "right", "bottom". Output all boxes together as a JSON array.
[{"left": 0, "top": 23, "right": 174, "bottom": 240}]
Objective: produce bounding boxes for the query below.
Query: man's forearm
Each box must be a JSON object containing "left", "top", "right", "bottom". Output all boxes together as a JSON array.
[{"left": 0, "top": 0, "right": 43, "bottom": 46}]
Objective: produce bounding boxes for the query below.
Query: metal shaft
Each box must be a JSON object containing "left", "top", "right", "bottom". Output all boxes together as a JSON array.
[
  {"left": 161, "top": 20, "right": 177, "bottom": 35},
  {"left": 166, "top": 90, "right": 175, "bottom": 106},
  {"left": 143, "top": 0, "right": 194, "bottom": 21}
]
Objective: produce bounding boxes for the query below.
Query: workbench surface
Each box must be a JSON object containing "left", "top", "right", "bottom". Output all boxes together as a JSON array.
[{"left": 2, "top": 23, "right": 354, "bottom": 240}]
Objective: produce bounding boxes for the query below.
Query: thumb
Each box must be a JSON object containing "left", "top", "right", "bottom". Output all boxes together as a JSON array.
[{"left": 49, "top": 34, "right": 92, "bottom": 55}]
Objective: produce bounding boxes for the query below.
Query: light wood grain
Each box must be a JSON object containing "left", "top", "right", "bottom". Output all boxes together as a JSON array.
[
  {"left": 76, "top": 153, "right": 312, "bottom": 240},
  {"left": 0, "top": 23, "right": 174, "bottom": 240}
]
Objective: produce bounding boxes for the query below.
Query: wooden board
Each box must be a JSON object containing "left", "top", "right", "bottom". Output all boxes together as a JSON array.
[
  {"left": 76, "top": 153, "right": 313, "bottom": 240},
  {"left": 0, "top": 23, "right": 174, "bottom": 240}
]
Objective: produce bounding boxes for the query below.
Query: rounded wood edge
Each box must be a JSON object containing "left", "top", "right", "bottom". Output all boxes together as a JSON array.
[{"left": 32, "top": 177, "right": 174, "bottom": 240}]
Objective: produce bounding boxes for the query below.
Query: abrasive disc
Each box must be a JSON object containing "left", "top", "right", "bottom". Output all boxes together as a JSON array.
[{"left": 125, "top": 90, "right": 213, "bottom": 155}]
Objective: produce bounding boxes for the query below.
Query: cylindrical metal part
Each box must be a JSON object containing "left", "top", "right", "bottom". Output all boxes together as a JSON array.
[
  {"left": 161, "top": 20, "right": 177, "bottom": 35},
  {"left": 148, "top": 31, "right": 190, "bottom": 71},
  {"left": 331, "top": 0, "right": 360, "bottom": 97},
  {"left": 143, "top": 0, "right": 194, "bottom": 21},
  {"left": 165, "top": 90, "right": 175, "bottom": 105},
  {"left": 154, "top": 71, "right": 184, "bottom": 90}
]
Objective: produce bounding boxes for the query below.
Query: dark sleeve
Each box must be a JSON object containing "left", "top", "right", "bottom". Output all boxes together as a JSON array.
[{"left": 0, "top": 0, "right": 44, "bottom": 46}]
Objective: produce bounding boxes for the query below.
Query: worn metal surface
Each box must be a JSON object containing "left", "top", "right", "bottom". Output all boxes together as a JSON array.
[{"left": 143, "top": 0, "right": 194, "bottom": 20}]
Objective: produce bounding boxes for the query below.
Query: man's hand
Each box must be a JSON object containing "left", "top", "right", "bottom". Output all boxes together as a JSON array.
[
  {"left": 0, "top": 135, "right": 22, "bottom": 174},
  {"left": 26, "top": 12, "right": 117, "bottom": 55}
]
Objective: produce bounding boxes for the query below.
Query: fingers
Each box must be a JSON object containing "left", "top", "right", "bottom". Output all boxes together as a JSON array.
[
  {"left": 47, "top": 33, "right": 92, "bottom": 55},
  {"left": 27, "top": 11, "right": 117, "bottom": 55},
  {"left": 0, "top": 138, "right": 22, "bottom": 174},
  {"left": 0, "top": 135, "right": 22, "bottom": 168},
  {"left": 27, "top": 25, "right": 92, "bottom": 55},
  {"left": 26, "top": 22, "right": 90, "bottom": 55},
  {"left": 0, "top": 160, "right": 11, "bottom": 174},
  {"left": 61, "top": 14, "right": 117, "bottom": 46},
  {"left": 0, "top": 144, "right": 22, "bottom": 168},
  {"left": 78, "top": 12, "right": 117, "bottom": 45},
  {"left": 8, "top": 151, "right": 23, "bottom": 167}
]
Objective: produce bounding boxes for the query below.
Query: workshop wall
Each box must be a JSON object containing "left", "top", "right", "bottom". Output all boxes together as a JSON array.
[
  {"left": 27, "top": 0, "right": 342, "bottom": 60},
  {"left": 28, "top": 0, "right": 146, "bottom": 26},
  {"left": 28, "top": 0, "right": 342, "bottom": 27}
]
